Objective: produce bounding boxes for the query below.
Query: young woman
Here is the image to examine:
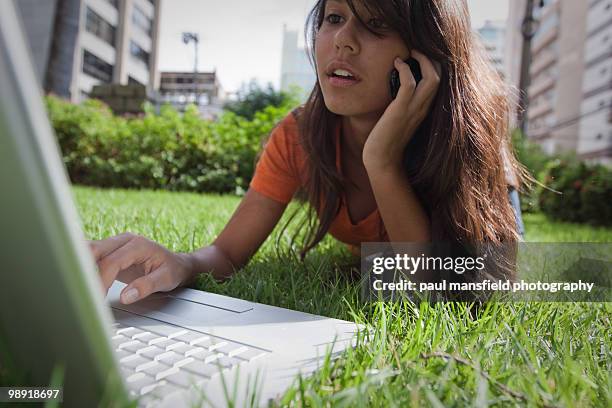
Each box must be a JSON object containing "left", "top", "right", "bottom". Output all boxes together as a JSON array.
[{"left": 90, "top": 0, "right": 525, "bottom": 305}]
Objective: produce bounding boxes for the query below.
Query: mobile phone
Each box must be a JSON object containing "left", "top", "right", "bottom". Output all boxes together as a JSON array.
[{"left": 389, "top": 57, "right": 423, "bottom": 99}]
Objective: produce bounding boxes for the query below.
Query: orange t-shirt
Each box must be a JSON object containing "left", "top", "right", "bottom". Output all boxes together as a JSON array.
[{"left": 249, "top": 112, "right": 388, "bottom": 255}]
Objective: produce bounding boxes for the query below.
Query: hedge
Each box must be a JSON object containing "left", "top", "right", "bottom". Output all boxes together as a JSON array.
[
  {"left": 46, "top": 95, "right": 295, "bottom": 194},
  {"left": 539, "top": 155, "right": 611, "bottom": 226}
]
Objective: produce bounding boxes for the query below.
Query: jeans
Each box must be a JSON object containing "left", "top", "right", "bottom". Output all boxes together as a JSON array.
[{"left": 508, "top": 187, "right": 525, "bottom": 239}]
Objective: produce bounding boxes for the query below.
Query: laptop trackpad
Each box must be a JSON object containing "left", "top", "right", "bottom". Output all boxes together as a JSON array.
[
  {"left": 107, "top": 281, "right": 253, "bottom": 326},
  {"left": 115, "top": 294, "right": 238, "bottom": 326},
  {"left": 166, "top": 287, "right": 254, "bottom": 313}
]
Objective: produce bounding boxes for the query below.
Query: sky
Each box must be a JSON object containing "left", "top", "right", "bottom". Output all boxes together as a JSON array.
[{"left": 158, "top": 0, "right": 509, "bottom": 94}]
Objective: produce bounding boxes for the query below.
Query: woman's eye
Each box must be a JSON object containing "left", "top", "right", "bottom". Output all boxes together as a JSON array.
[
  {"left": 368, "top": 18, "right": 388, "bottom": 29},
  {"left": 325, "top": 13, "right": 343, "bottom": 24}
]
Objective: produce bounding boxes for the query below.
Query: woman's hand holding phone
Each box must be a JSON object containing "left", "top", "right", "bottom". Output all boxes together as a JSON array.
[
  {"left": 389, "top": 57, "right": 422, "bottom": 99},
  {"left": 363, "top": 49, "right": 442, "bottom": 172},
  {"left": 89, "top": 233, "right": 194, "bottom": 304}
]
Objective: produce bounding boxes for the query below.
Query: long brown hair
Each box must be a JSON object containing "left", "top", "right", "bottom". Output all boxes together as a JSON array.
[{"left": 278, "top": 0, "right": 526, "bottom": 260}]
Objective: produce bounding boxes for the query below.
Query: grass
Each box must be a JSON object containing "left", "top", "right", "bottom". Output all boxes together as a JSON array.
[
  {"left": 3, "top": 186, "right": 611, "bottom": 407},
  {"left": 522, "top": 212, "right": 612, "bottom": 242},
  {"left": 74, "top": 186, "right": 612, "bottom": 407}
]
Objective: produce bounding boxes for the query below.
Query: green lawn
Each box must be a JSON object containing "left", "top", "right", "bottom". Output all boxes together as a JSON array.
[
  {"left": 522, "top": 213, "right": 612, "bottom": 242},
  {"left": 72, "top": 186, "right": 612, "bottom": 407},
  {"left": 3, "top": 186, "right": 610, "bottom": 407}
]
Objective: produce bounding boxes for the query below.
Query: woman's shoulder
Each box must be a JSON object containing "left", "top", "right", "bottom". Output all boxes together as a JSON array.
[
  {"left": 266, "top": 106, "right": 305, "bottom": 151},
  {"left": 273, "top": 106, "right": 302, "bottom": 137}
]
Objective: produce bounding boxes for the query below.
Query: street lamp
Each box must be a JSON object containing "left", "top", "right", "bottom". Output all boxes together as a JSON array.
[
  {"left": 182, "top": 32, "right": 199, "bottom": 105},
  {"left": 517, "top": 0, "right": 545, "bottom": 136}
]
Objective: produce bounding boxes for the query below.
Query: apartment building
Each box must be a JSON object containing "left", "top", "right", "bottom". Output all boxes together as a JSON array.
[
  {"left": 578, "top": 0, "right": 612, "bottom": 164},
  {"left": 280, "top": 25, "right": 316, "bottom": 102},
  {"left": 16, "top": 0, "right": 161, "bottom": 103},
  {"left": 159, "top": 71, "right": 225, "bottom": 120},
  {"left": 504, "top": 0, "right": 527, "bottom": 131},
  {"left": 528, "top": 0, "right": 587, "bottom": 154},
  {"left": 505, "top": 0, "right": 611, "bottom": 164},
  {"left": 476, "top": 20, "right": 507, "bottom": 80}
]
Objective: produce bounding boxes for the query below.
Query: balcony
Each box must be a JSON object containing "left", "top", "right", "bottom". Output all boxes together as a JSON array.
[
  {"left": 530, "top": 50, "right": 556, "bottom": 76},
  {"left": 532, "top": 25, "right": 559, "bottom": 54},
  {"left": 528, "top": 100, "right": 554, "bottom": 120},
  {"left": 529, "top": 76, "right": 555, "bottom": 98},
  {"left": 159, "top": 82, "right": 217, "bottom": 93}
]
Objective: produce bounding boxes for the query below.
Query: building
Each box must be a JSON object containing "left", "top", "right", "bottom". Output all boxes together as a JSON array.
[
  {"left": 528, "top": 0, "right": 585, "bottom": 154},
  {"left": 159, "top": 71, "right": 225, "bottom": 120},
  {"left": 504, "top": 0, "right": 528, "bottom": 131},
  {"left": 280, "top": 25, "right": 316, "bottom": 102},
  {"left": 16, "top": 0, "right": 161, "bottom": 103},
  {"left": 476, "top": 20, "right": 507, "bottom": 80},
  {"left": 504, "top": 0, "right": 611, "bottom": 164},
  {"left": 578, "top": 0, "right": 612, "bottom": 164}
]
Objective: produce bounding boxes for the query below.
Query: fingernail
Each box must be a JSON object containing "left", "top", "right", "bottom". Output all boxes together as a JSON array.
[
  {"left": 395, "top": 57, "right": 401, "bottom": 64},
  {"left": 122, "top": 288, "right": 139, "bottom": 304}
]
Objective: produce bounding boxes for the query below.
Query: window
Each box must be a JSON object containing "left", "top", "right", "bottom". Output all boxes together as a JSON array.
[
  {"left": 130, "top": 40, "right": 150, "bottom": 67},
  {"left": 82, "top": 50, "right": 113, "bottom": 82},
  {"left": 132, "top": 5, "right": 152, "bottom": 36},
  {"left": 85, "top": 7, "right": 116, "bottom": 46}
]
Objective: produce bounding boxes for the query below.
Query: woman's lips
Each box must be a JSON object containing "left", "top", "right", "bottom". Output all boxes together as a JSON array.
[{"left": 328, "top": 75, "right": 361, "bottom": 87}]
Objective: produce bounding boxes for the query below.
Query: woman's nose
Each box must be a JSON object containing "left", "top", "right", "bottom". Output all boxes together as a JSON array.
[{"left": 334, "top": 18, "right": 360, "bottom": 55}]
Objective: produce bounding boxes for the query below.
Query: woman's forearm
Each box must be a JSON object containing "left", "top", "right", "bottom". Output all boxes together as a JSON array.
[
  {"left": 182, "top": 244, "right": 238, "bottom": 283},
  {"left": 366, "top": 163, "right": 431, "bottom": 242}
]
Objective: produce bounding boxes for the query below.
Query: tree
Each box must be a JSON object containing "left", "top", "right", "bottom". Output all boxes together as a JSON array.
[{"left": 223, "top": 80, "right": 299, "bottom": 120}]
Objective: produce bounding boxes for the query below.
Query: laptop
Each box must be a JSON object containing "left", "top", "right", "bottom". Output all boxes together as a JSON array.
[{"left": 0, "top": 1, "right": 362, "bottom": 406}]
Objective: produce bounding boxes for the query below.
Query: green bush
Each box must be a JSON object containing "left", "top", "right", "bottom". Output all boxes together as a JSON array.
[
  {"left": 511, "top": 129, "right": 554, "bottom": 213},
  {"left": 45, "top": 95, "right": 297, "bottom": 194},
  {"left": 579, "top": 164, "right": 612, "bottom": 225},
  {"left": 538, "top": 155, "right": 611, "bottom": 226},
  {"left": 223, "top": 80, "right": 300, "bottom": 121}
]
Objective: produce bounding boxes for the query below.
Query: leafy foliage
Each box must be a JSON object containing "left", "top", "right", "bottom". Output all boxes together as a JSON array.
[
  {"left": 539, "top": 155, "right": 611, "bottom": 226},
  {"left": 46, "top": 95, "right": 298, "bottom": 194},
  {"left": 512, "top": 130, "right": 610, "bottom": 226},
  {"left": 511, "top": 129, "right": 552, "bottom": 213},
  {"left": 222, "top": 80, "right": 300, "bottom": 121}
]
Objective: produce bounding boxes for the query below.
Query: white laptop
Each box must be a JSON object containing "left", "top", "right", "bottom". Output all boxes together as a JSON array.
[{"left": 0, "top": 1, "right": 363, "bottom": 406}]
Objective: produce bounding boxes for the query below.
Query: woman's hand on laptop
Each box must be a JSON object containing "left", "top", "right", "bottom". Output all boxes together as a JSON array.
[{"left": 88, "top": 232, "right": 194, "bottom": 304}]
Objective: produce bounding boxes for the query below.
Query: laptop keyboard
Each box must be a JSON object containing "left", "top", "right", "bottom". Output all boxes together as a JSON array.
[{"left": 110, "top": 311, "right": 268, "bottom": 404}]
